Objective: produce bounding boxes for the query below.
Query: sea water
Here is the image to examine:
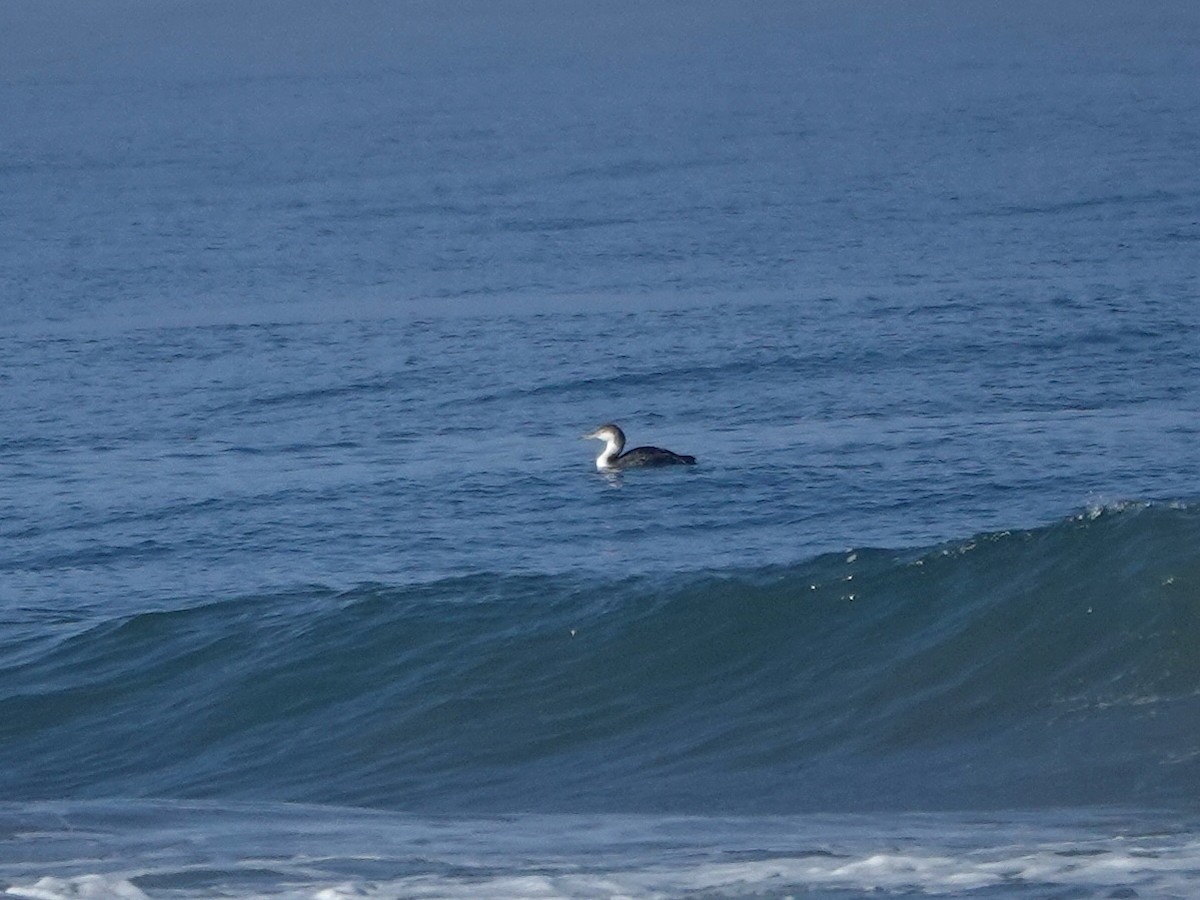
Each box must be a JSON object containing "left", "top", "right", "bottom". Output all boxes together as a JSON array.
[{"left": 2, "top": 1, "right": 1199, "bottom": 897}]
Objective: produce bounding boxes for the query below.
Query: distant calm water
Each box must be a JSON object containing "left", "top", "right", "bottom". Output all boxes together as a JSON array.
[{"left": 2, "top": 1, "right": 1199, "bottom": 897}]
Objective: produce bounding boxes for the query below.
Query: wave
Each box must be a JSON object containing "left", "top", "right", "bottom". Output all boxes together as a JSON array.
[{"left": 2, "top": 501, "right": 1198, "bottom": 813}]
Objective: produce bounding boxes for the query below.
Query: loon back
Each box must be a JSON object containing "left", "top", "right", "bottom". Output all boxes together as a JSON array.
[{"left": 613, "top": 446, "right": 697, "bottom": 468}]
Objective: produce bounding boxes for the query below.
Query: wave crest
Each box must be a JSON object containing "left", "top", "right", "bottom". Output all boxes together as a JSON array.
[{"left": 2, "top": 502, "right": 1198, "bottom": 812}]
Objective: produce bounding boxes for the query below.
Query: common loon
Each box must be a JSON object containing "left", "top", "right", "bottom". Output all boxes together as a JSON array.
[{"left": 584, "top": 423, "right": 696, "bottom": 471}]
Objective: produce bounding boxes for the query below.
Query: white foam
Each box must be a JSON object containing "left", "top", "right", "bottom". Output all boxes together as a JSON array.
[
  {"left": 5, "top": 808, "right": 1200, "bottom": 900},
  {"left": 221, "top": 837, "right": 1200, "bottom": 900},
  {"left": 5, "top": 877, "right": 149, "bottom": 900}
]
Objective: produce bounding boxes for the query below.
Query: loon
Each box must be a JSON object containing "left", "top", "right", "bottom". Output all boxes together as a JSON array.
[{"left": 584, "top": 423, "right": 696, "bottom": 471}]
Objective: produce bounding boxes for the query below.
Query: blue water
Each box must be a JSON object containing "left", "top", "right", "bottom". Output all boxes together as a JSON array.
[{"left": 3, "top": 1, "right": 1200, "bottom": 897}]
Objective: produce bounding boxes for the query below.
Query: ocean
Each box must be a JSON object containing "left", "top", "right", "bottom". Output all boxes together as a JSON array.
[{"left": 2, "top": 1, "right": 1199, "bottom": 897}]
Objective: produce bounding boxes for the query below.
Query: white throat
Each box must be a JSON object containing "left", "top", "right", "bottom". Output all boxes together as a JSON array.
[{"left": 594, "top": 434, "right": 622, "bottom": 470}]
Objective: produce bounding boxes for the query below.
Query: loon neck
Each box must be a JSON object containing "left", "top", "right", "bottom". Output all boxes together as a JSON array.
[{"left": 595, "top": 434, "right": 624, "bottom": 470}]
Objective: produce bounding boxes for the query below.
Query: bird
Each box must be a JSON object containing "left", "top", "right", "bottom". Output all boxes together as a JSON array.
[{"left": 583, "top": 423, "right": 696, "bottom": 471}]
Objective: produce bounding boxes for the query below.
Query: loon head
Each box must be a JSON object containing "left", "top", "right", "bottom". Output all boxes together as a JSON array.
[{"left": 584, "top": 423, "right": 626, "bottom": 469}]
